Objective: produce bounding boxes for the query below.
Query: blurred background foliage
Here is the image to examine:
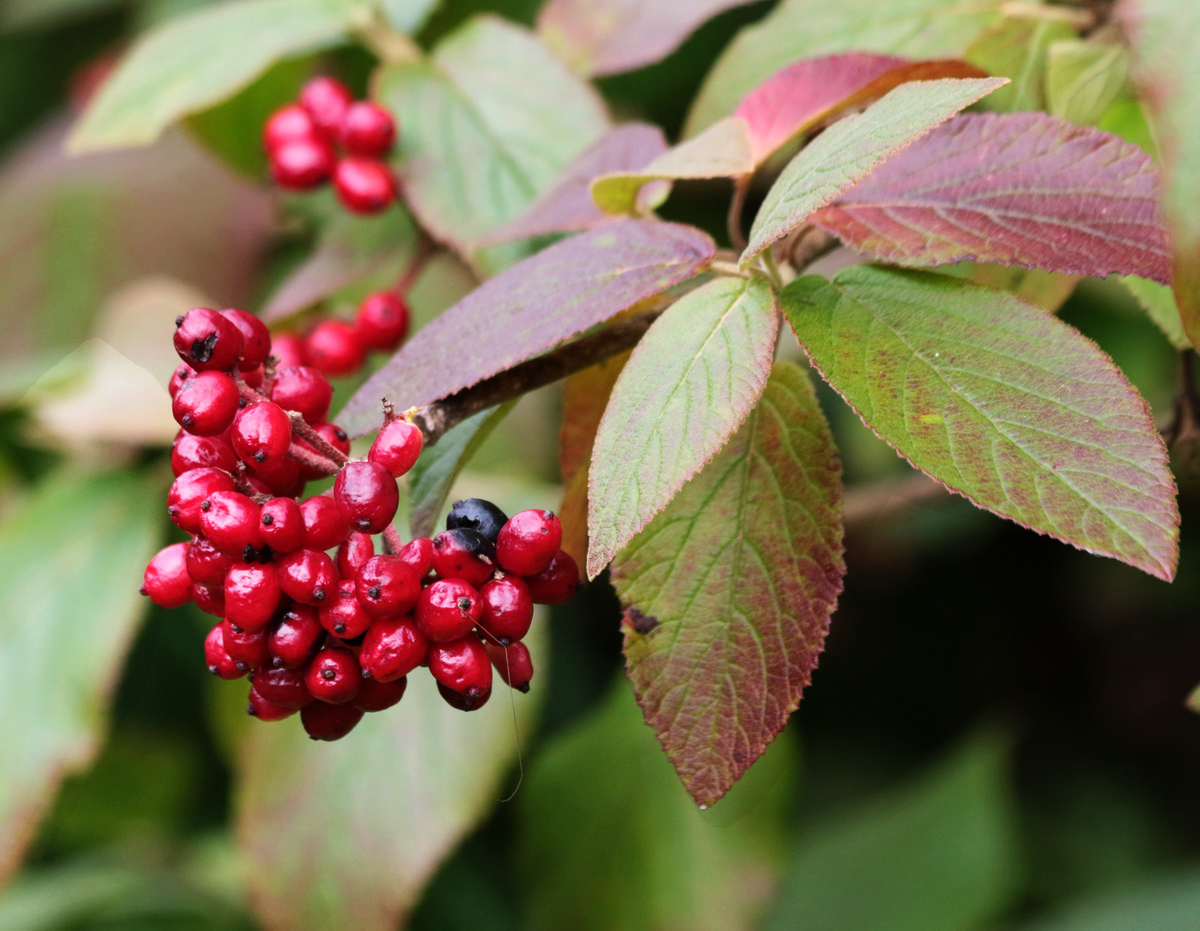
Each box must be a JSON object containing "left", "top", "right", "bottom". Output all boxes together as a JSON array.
[{"left": 2, "top": 0, "right": 1200, "bottom": 928}]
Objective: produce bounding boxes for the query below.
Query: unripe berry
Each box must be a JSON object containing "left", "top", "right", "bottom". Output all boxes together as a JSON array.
[
  {"left": 355, "top": 291, "right": 409, "bottom": 351},
  {"left": 231, "top": 401, "right": 292, "bottom": 471},
  {"left": 447, "top": 498, "right": 508, "bottom": 544},
  {"left": 301, "top": 700, "right": 363, "bottom": 740},
  {"left": 334, "top": 460, "right": 399, "bottom": 533},
  {"left": 525, "top": 549, "right": 580, "bottom": 605},
  {"left": 205, "top": 623, "right": 243, "bottom": 679},
  {"left": 259, "top": 496, "right": 306, "bottom": 553},
  {"left": 185, "top": 535, "right": 235, "bottom": 587},
  {"left": 305, "top": 318, "right": 366, "bottom": 377},
  {"left": 332, "top": 157, "right": 396, "bottom": 214},
  {"left": 199, "top": 490, "right": 266, "bottom": 561},
  {"left": 168, "top": 467, "right": 236, "bottom": 534},
  {"left": 275, "top": 548, "right": 338, "bottom": 605},
  {"left": 224, "top": 561, "right": 283, "bottom": 632},
  {"left": 359, "top": 616, "right": 427, "bottom": 682},
  {"left": 340, "top": 101, "right": 396, "bottom": 157},
  {"left": 355, "top": 555, "right": 420, "bottom": 618},
  {"left": 496, "top": 509, "right": 562, "bottom": 576},
  {"left": 336, "top": 531, "right": 375, "bottom": 578},
  {"left": 415, "top": 578, "right": 482, "bottom": 642},
  {"left": 428, "top": 634, "right": 492, "bottom": 700},
  {"left": 269, "top": 604, "right": 324, "bottom": 669},
  {"left": 219, "top": 308, "right": 272, "bottom": 371},
  {"left": 263, "top": 103, "right": 317, "bottom": 154},
  {"left": 221, "top": 619, "right": 273, "bottom": 672},
  {"left": 298, "top": 75, "right": 354, "bottom": 139},
  {"left": 252, "top": 666, "right": 313, "bottom": 708},
  {"left": 140, "top": 542, "right": 192, "bottom": 608},
  {"left": 368, "top": 419, "right": 423, "bottom": 477},
  {"left": 269, "top": 365, "right": 332, "bottom": 424},
  {"left": 305, "top": 648, "right": 362, "bottom": 704},
  {"left": 171, "top": 430, "right": 238, "bottom": 476},
  {"left": 352, "top": 675, "right": 407, "bottom": 712},
  {"left": 430, "top": 527, "right": 495, "bottom": 588},
  {"left": 478, "top": 576, "right": 534, "bottom": 645},
  {"left": 485, "top": 639, "right": 534, "bottom": 692},
  {"left": 319, "top": 586, "right": 373, "bottom": 639},
  {"left": 172, "top": 371, "right": 240, "bottom": 436},
  {"left": 270, "top": 136, "right": 335, "bottom": 190},
  {"left": 174, "top": 307, "right": 244, "bottom": 372},
  {"left": 300, "top": 494, "right": 350, "bottom": 551},
  {"left": 247, "top": 686, "right": 297, "bottom": 721}
]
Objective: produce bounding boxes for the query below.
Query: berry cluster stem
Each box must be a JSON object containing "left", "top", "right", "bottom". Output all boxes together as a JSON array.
[{"left": 289, "top": 413, "right": 350, "bottom": 467}]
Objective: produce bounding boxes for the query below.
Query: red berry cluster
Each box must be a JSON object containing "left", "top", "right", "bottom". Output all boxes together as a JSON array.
[
  {"left": 142, "top": 308, "right": 580, "bottom": 740},
  {"left": 263, "top": 76, "right": 398, "bottom": 215},
  {"left": 272, "top": 290, "right": 410, "bottom": 379}
]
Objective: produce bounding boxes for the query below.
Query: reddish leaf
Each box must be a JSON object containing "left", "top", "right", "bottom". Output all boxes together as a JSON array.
[
  {"left": 482, "top": 124, "right": 669, "bottom": 244},
  {"left": 811, "top": 112, "right": 1170, "bottom": 281},
  {"left": 338, "top": 220, "right": 715, "bottom": 435},
  {"left": 537, "top": 0, "right": 758, "bottom": 77},
  {"left": 782, "top": 267, "right": 1179, "bottom": 581},
  {"left": 735, "top": 53, "right": 988, "bottom": 164},
  {"left": 611, "top": 362, "right": 845, "bottom": 808}
]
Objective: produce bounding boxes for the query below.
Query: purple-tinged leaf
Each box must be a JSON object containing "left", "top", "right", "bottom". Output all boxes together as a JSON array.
[
  {"left": 537, "top": 0, "right": 758, "bottom": 77},
  {"left": 1119, "top": 0, "right": 1200, "bottom": 350},
  {"left": 809, "top": 113, "right": 1171, "bottom": 282},
  {"left": 587, "top": 276, "right": 778, "bottom": 579},
  {"left": 338, "top": 220, "right": 716, "bottom": 436},
  {"left": 611, "top": 361, "right": 845, "bottom": 808},
  {"left": 735, "top": 53, "right": 988, "bottom": 164},
  {"left": 742, "top": 77, "right": 1006, "bottom": 264},
  {"left": 590, "top": 117, "right": 755, "bottom": 216},
  {"left": 482, "top": 124, "right": 669, "bottom": 244},
  {"left": 782, "top": 267, "right": 1179, "bottom": 581}
]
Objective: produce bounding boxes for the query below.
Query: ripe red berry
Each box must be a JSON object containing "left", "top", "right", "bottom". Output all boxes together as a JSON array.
[
  {"left": 168, "top": 363, "right": 195, "bottom": 398},
  {"left": 447, "top": 498, "right": 508, "bottom": 544},
  {"left": 478, "top": 576, "right": 534, "bottom": 644},
  {"left": 340, "top": 101, "right": 396, "bottom": 157},
  {"left": 191, "top": 582, "right": 226, "bottom": 618},
  {"left": 300, "top": 494, "right": 350, "bottom": 551},
  {"left": 224, "top": 562, "right": 283, "bottom": 632},
  {"left": 359, "top": 616, "right": 427, "bottom": 682},
  {"left": 171, "top": 430, "right": 238, "bottom": 475},
  {"left": 270, "top": 136, "right": 336, "bottom": 190},
  {"left": 205, "top": 623, "right": 243, "bottom": 679},
  {"left": 485, "top": 639, "right": 534, "bottom": 692},
  {"left": 231, "top": 400, "right": 293, "bottom": 471},
  {"left": 174, "top": 307, "right": 244, "bottom": 372},
  {"left": 168, "top": 467, "right": 236, "bottom": 534},
  {"left": 352, "top": 675, "right": 407, "bottom": 712},
  {"left": 247, "top": 455, "right": 305, "bottom": 499},
  {"left": 269, "top": 365, "right": 333, "bottom": 424},
  {"left": 247, "top": 686, "right": 297, "bottom": 721},
  {"left": 252, "top": 666, "right": 313, "bottom": 708},
  {"left": 270, "top": 332, "right": 309, "bottom": 368},
  {"left": 525, "top": 549, "right": 580, "bottom": 605},
  {"left": 334, "top": 460, "right": 399, "bottom": 533},
  {"left": 332, "top": 157, "right": 396, "bottom": 214},
  {"left": 305, "top": 318, "right": 366, "bottom": 377},
  {"left": 298, "top": 76, "right": 354, "bottom": 140},
  {"left": 301, "top": 700, "right": 363, "bottom": 740},
  {"left": 319, "top": 586, "right": 373, "bottom": 639},
  {"left": 428, "top": 634, "right": 492, "bottom": 700},
  {"left": 140, "top": 542, "right": 192, "bottom": 608},
  {"left": 219, "top": 308, "right": 273, "bottom": 371},
  {"left": 275, "top": 548, "right": 338, "bottom": 605},
  {"left": 199, "top": 490, "right": 266, "bottom": 561},
  {"left": 221, "top": 619, "right": 273, "bottom": 672},
  {"left": 185, "top": 535, "right": 234, "bottom": 587},
  {"left": 496, "top": 510, "right": 562, "bottom": 576},
  {"left": 415, "top": 578, "right": 482, "bottom": 642},
  {"left": 355, "top": 555, "right": 420, "bottom": 618},
  {"left": 259, "top": 496, "right": 306, "bottom": 553},
  {"left": 269, "top": 604, "right": 324, "bottom": 669},
  {"left": 263, "top": 103, "right": 317, "bottom": 154},
  {"left": 368, "top": 419, "right": 423, "bottom": 477},
  {"left": 355, "top": 291, "right": 409, "bottom": 351},
  {"left": 305, "top": 648, "right": 362, "bottom": 704},
  {"left": 172, "top": 371, "right": 240, "bottom": 436},
  {"left": 397, "top": 536, "right": 433, "bottom": 579},
  {"left": 436, "top": 681, "right": 491, "bottom": 711},
  {"left": 336, "top": 531, "right": 375, "bottom": 578},
  {"left": 430, "top": 528, "right": 495, "bottom": 588}
]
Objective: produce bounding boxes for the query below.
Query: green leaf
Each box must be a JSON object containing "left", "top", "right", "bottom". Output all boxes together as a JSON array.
[
  {"left": 1119, "top": 276, "right": 1192, "bottom": 351},
  {"left": 611, "top": 362, "right": 845, "bottom": 808},
  {"left": 377, "top": 15, "right": 609, "bottom": 275},
  {"left": 964, "top": 13, "right": 1076, "bottom": 112},
  {"left": 587, "top": 276, "right": 778, "bottom": 578},
  {"left": 379, "top": 0, "right": 440, "bottom": 34},
  {"left": 781, "top": 267, "right": 1179, "bottom": 580},
  {"left": 685, "top": 0, "right": 1005, "bottom": 138},
  {"left": 741, "top": 77, "right": 1006, "bottom": 264},
  {"left": 0, "top": 470, "right": 163, "bottom": 883},
  {"left": 519, "top": 678, "right": 796, "bottom": 931},
  {"left": 235, "top": 622, "right": 546, "bottom": 930},
  {"left": 407, "top": 401, "right": 515, "bottom": 539},
  {"left": 68, "top": 0, "right": 364, "bottom": 154},
  {"left": 1017, "top": 869, "right": 1200, "bottom": 931},
  {"left": 765, "top": 733, "right": 1019, "bottom": 931},
  {"left": 1045, "top": 39, "right": 1129, "bottom": 127}
]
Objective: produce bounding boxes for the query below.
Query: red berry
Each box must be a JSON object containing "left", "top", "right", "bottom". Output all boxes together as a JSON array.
[
  {"left": 247, "top": 455, "right": 305, "bottom": 499},
  {"left": 368, "top": 419, "right": 423, "bottom": 477},
  {"left": 269, "top": 604, "right": 324, "bottom": 669},
  {"left": 359, "top": 616, "right": 427, "bottom": 682},
  {"left": 263, "top": 103, "right": 317, "bottom": 154},
  {"left": 485, "top": 639, "right": 534, "bottom": 692},
  {"left": 270, "top": 136, "right": 335, "bottom": 190},
  {"left": 352, "top": 675, "right": 407, "bottom": 712},
  {"left": 430, "top": 528, "right": 495, "bottom": 588},
  {"left": 397, "top": 536, "right": 433, "bottom": 579},
  {"left": 355, "top": 555, "right": 420, "bottom": 618},
  {"left": 334, "top": 460, "right": 399, "bottom": 533},
  {"left": 478, "top": 576, "right": 534, "bottom": 645},
  {"left": 305, "top": 648, "right": 362, "bottom": 704},
  {"left": 174, "top": 307, "right": 244, "bottom": 372},
  {"left": 205, "top": 623, "right": 243, "bottom": 679},
  {"left": 199, "top": 490, "right": 266, "bottom": 561},
  {"left": 340, "top": 101, "right": 396, "bottom": 157},
  {"left": 172, "top": 371, "right": 240, "bottom": 436},
  {"left": 319, "top": 586, "right": 373, "bottom": 639},
  {"left": 436, "top": 681, "right": 491, "bottom": 711},
  {"left": 332, "top": 157, "right": 396, "bottom": 214},
  {"left": 221, "top": 619, "right": 273, "bottom": 672},
  {"left": 305, "top": 318, "right": 366, "bottom": 377},
  {"left": 247, "top": 686, "right": 297, "bottom": 721},
  {"left": 428, "top": 634, "right": 492, "bottom": 700},
  {"left": 231, "top": 401, "right": 293, "bottom": 471},
  {"left": 496, "top": 510, "right": 562, "bottom": 576},
  {"left": 185, "top": 535, "right": 234, "bottom": 587},
  {"left": 224, "top": 561, "right": 282, "bottom": 632},
  {"left": 191, "top": 582, "right": 226, "bottom": 617},
  {"left": 168, "top": 363, "right": 195, "bottom": 398},
  {"left": 270, "top": 332, "right": 309, "bottom": 368},
  {"left": 415, "top": 578, "right": 482, "bottom": 642},
  {"left": 299, "top": 76, "right": 354, "bottom": 140},
  {"left": 171, "top": 430, "right": 237, "bottom": 475},
  {"left": 336, "top": 531, "right": 375, "bottom": 578},
  {"left": 242, "top": 365, "right": 265, "bottom": 389},
  {"left": 269, "top": 365, "right": 333, "bottom": 424},
  {"left": 252, "top": 666, "right": 313, "bottom": 708},
  {"left": 525, "top": 549, "right": 580, "bottom": 605},
  {"left": 259, "top": 496, "right": 306, "bottom": 553},
  {"left": 301, "top": 700, "right": 363, "bottom": 740},
  {"left": 219, "top": 308, "right": 272, "bottom": 371},
  {"left": 168, "top": 467, "right": 236, "bottom": 534},
  {"left": 355, "top": 291, "right": 409, "bottom": 351},
  {"left": 300, "top": 494, "right": 350, "bottom": 551},
  {"left": 140, "top": 542, "right": 192, "bottom": 608},
  {"left": 275, "top": 548, "right": 338, "bottom": 605}
]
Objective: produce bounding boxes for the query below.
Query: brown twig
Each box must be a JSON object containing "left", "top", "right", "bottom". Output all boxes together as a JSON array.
[
  {"left": 287, "top": 412, "right": 350, "bottom": 467},
  {"left": 786, "top": 227, "right": 839, "bottom": 274},
  {"left": 842, "top": 472, "right": 948, "bottom": 528},
  {"left": 382, "top": 524, "right": 404, "bottom": 555},
  {"left": 727, "top": 175, "right": 751, "bottom": 252},
  {"left": 1165, "top": 350, "right": 1200, "bottom": 471},
  {"left": 394, "top": 228, "right": 438, "bottom": 295}
]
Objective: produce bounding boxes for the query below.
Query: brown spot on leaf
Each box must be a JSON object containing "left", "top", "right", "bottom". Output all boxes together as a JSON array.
[{"left": 623, "top": 607, "right": 658, "bottom": 634}]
